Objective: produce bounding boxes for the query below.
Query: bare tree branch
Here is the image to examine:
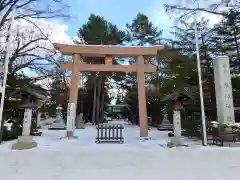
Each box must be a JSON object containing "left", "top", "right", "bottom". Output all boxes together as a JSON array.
[
  {"left": 0, "top": 0, "right": 70, "bottom": 29},
  {"left": 164, "top": 4, "right": 228, "bottom": 16}
]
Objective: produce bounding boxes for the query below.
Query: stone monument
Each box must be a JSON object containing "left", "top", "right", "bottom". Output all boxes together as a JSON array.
[
  {"left": 158, "top": 106, "right": 173, "bottom": 131},
  {"left": 48, "top": 105, "right": 66, "bottom": 130},
  {"left": 12, "top": 104, "right": 38, "bottom": 150},
  {"left": 213, "top": 56, "right": 235, "bottom": 125}
]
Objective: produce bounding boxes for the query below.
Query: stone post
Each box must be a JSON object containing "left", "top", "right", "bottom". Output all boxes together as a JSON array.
[
  {"left": 213, "top": 56, "right": 235, "bottom": 125},
  {"left": 12, "top": 108, "right": 37, "bottom": 150}
]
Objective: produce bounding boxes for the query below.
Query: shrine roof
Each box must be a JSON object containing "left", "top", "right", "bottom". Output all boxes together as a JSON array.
[
  {"left": 9, "top": 86, "right": 48, "bottom": 101},
  {"left": 53, "top": 43, "right": 164, "bottom": 56},
  {"left": 161, "top": 89, "right": 194, "bottom": 102}
]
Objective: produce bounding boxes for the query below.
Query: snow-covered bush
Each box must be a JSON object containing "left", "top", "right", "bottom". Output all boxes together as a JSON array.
[
  {"left": 209, "top": 121, "right": 240, "bottom": 129},
  {"left": 8, "top": 121, "right": 22, "bottom": 139},
  {"left": 227, "top": 123, "right": 240, "bottom": 129},
  {"left": 208, "top": 121, "right": 240, "bottom": 139},
  {"left": 3, "top": 120, "right": 22, "bottom": 141},
  {"left": 2, "top": 126, "right": 9, "bottom": 141},
  {"left": 209, "top": 121, "right": 219, "bottom": 128}
]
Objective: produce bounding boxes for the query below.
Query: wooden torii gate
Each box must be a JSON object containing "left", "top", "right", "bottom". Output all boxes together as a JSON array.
[{"left": 53, "top": 43, "right": 164, "bottom": 138}]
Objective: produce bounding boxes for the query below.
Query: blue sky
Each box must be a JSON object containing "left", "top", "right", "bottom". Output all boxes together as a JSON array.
[{"left": 62, "top": 0, "right": 175, "bottom": 40}]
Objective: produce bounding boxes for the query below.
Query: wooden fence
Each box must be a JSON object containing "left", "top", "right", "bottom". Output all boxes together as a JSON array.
[{"left": 95, "top": 124, "right": 124, "bottom": 144}]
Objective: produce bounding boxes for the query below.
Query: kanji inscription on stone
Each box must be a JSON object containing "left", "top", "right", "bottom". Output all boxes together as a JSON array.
[{"left": 213, "top": 56, "right": 235, "bottom": 124}]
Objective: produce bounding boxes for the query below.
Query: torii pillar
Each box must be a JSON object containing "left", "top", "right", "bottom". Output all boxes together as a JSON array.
[
  {"left": 136, "top": 56, "right": 148, "bottom": 137},
  {"left": 66, "top": 54, "right": 80, "bottom": 138}
]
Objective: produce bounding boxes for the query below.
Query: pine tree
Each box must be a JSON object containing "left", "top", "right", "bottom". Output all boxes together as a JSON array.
[
  {"left": 126, "top": 13, "right": 162, "bottom": 45},
  {"left": 76, "top": 14, "right": 126, "bottom": 123},
  {"left": 212, "top": 9, "right": 240, "bottom": 74}
]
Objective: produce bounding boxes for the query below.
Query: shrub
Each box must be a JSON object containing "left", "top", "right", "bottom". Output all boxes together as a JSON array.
[
  {"left": 40, "top": 113, "right": 46, "bottom": 118},
  {"left": 30, "top": 119, "right": 37, "bottom": 133},
  {"left": 8, "top": 121, "right": 22, "bottom": 139},
  {"left": 236, "top": 131, "right": 240, "bottom": 139},
  {"left": 182, "top": 120, "right": 200, "bottom": 136},
  {"left": 2, "top": 126, "right": 10, "bottom": 141}
]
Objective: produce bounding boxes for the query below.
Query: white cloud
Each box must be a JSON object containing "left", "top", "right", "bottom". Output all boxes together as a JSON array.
[
  {"left": 37, "top": 19, "right": 73, "bottom": 44},
  {"left": 32, "top": 20, "right": 72, "bottom": 89},
  {"left": 0, "top": 19, "right": 72, "bottom": 52},
  {"left": 0, "top": 18, "right": 72, "bottom": 89}
]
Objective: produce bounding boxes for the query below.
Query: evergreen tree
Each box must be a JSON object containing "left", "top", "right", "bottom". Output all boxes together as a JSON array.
[
  {"left": 76, "top": 14, "right": 126, "bottom": 123},
  {"left": 212, "top": 9, "right": 240, "bottom": 74},
  {"left": 126, "top": 13, "right": 162, "bottom": 45},
  {"left": 78, "top": 14, "right": 126, "bottom": 45}
]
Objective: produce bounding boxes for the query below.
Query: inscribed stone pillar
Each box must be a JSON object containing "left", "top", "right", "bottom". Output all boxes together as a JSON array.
[
  {"left": 173, "top": 110, "right": 181, "bottom": 138},
  {"left": 67, "top": 54, "right": 80, "bottom": 138},
  {"left": 136, "top": 55, "right": 148, "bottom": 137},
  {"left": 22, "top": 108, "right": 32, "bottom": 136},
  {"left": 213, "top": 56, "right": 235, "bottom": 124}
]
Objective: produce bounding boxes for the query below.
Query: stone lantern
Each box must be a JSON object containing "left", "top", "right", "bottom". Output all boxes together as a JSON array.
[
  {"left": 12, "top": 102, "right": 39, "bottom": 150},
  {"left": 8, "top": 86, "right": 48, "bottom": 150},
  {"left": 56, "top": 105, "right": 63, "bottom": 120},
  {"left": 161, "top": 90, "right": 193, "bottom": 147},
  {"left": 171, "top": 95, "right": 188, "bottom": 146},
  {"left": 158, "top": 105, "right": 173, "bottom": 131},
  {"left": 48, "top": 105, "right": 66, "bottom": 130}
]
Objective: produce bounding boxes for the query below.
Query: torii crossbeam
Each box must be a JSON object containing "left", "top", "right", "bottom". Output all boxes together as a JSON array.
[{"left": 53, "top": 43, "right": 164, "bottom": 138}]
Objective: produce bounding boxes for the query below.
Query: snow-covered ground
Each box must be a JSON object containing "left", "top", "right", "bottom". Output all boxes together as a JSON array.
[{"left": 1, "top": 121, "right": 240, "bottom": 180}]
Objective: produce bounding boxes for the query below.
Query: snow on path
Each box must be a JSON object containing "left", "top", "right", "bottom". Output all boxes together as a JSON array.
[
  {"left": 0, "top": 123, "right": 202, "bottom": 152},
  {"left": 1, "top": 149, "right": 240, "bottom": 180},
  {"left": 1, "top": 122, "right": 240, "bottom": 180}
]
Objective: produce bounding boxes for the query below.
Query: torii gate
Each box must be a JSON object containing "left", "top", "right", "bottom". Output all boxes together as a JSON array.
[{"left": 53, "top": 43, "right": 164, "bottom": 138}]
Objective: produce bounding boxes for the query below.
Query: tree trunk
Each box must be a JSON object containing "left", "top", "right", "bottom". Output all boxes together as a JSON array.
[
  {"left": 95, "top": 75, "right": 102, "bottom": 124},
  {"left": 99, "top": 76, "right": 105, "bottom": 122},
  {"left": 86, "top": 102, "right": 91, "bottom": 122},
  {"left": 91, "top": 77, "right": 97, "bottom": 125}
]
